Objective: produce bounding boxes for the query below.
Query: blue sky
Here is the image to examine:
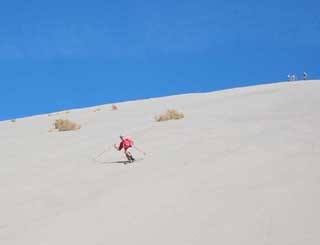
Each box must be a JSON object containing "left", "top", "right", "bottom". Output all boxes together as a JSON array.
[{"left": 1, "top": 0, "right": 319, "bottom": 120}]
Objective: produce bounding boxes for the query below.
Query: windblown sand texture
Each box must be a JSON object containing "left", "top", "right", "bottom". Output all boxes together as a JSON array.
[{"left": 1, "top": 80, "right": 319, "bottom": 244}]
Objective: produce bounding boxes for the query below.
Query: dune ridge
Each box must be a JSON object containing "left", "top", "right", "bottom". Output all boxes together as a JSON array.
[{"left": 1, "top": 80, "right": 320, "bottom": 244}]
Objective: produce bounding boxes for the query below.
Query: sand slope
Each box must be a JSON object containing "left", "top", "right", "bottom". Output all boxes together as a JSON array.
[{"left": 1, "top": 80, "right": 320, "bottom": 244}]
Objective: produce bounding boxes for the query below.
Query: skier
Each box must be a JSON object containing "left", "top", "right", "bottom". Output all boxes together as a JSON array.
[{"left": 114, "top": 136, "right": 135, "bottom": 162}]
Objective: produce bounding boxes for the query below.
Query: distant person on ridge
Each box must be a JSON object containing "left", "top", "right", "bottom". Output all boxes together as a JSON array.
[
  {"left": 114, "top": 136, "right": 135, "bottom": 162},
  {"left": 303, "top": 72, "right": 308, "bottom": 80}
]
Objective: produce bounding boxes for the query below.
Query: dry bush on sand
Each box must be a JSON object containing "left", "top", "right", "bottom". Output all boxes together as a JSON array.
[
  {"left": 93, "top": 108, "right": 102, "bottom": 112},
  {"left": 54, "top": 119, "right": 81, "bottom": 131},
  {"left": 155, "top": 109, "right": 184, "bottom": 122},
  {"left": 11, "top": 119, "right": 16, "bottom": 122},
  {"left": 112, "top": 104, "right": 118, "bottom": 110}
]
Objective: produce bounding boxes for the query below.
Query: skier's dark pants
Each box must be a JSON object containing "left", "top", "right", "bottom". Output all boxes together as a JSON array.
[{"left": 124, "top": 149, "right": 134, "bottom": 161}]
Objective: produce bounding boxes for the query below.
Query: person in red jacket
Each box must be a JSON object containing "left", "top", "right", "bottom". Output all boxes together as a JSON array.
[{"left": 114, "top": 136, "right": 135, "bottom": 162}]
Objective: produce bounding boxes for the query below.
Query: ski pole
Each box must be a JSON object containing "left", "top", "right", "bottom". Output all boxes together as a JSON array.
[
  {"left": 93, "top": 145, "right": 112, "bottom": 159},
  {"left": 134, "top": 146, "right": 147, "bottom": 156},
  {"left": 94, "top": 150, "right": 107, "bottom": 159}
]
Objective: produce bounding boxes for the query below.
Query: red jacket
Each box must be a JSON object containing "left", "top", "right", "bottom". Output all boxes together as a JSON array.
[{"left": 118, "top": 138, "right": 134, "bottom": 150}]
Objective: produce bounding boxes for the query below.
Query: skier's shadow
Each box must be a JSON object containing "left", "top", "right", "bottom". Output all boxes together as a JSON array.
[
  {"left": 93, "top": 159, "right": 130, "bottom": 165},
  {"left": 104, "top": 160, "right": 130, "bottom": 165}
]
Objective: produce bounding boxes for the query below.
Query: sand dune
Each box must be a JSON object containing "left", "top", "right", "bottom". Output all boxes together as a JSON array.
[{"left": 1, "top": 80, "right": 320, "bottom": 244}]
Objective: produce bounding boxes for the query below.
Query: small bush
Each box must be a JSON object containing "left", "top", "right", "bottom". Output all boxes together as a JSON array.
[
  {"left": 48, "top": 112, "right": 60, "bottom": 116},
  {"left": 112, "top": 104, "right": 118, "bottom": 110},
  {"left": 54, "top": 119, "right": 81, "bottom": 131},
  {"left": 155, "top": 109, "right": 184, "bottom": 122},
  {"left": 11, "top": 119, "right": 16, "bottom": 122},
  {"left": 93, "top": 108, "right": 102, "bottom": 112}
]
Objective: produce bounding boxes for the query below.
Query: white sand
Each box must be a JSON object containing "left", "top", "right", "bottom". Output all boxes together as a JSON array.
[{"left": 1, "top": 80, "right": 320, "bottom": 244}]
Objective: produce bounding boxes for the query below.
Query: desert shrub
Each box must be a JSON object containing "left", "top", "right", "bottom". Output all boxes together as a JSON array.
[
  {"left": 54, "top": 119, "right": 81, "bottom": 131},
  {"left": 11, "top": 119, "right": 16, "bottom": 122},
  {"left": 155, "top": 109, "right": 184, "bottom": 122},
  {"left": 112, "top": 104, "right": 118, "bottom": 110},
  {"left": 94, "top": 108, "right": 102, "bottom": 112},
  {"left": 49, "top": 112, "right": 60, "bottom": 116}
]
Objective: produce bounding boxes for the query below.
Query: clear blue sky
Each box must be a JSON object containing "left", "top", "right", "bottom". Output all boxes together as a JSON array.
[{"left": 1, "top": 0, "right": 319, "bottom": 120}]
